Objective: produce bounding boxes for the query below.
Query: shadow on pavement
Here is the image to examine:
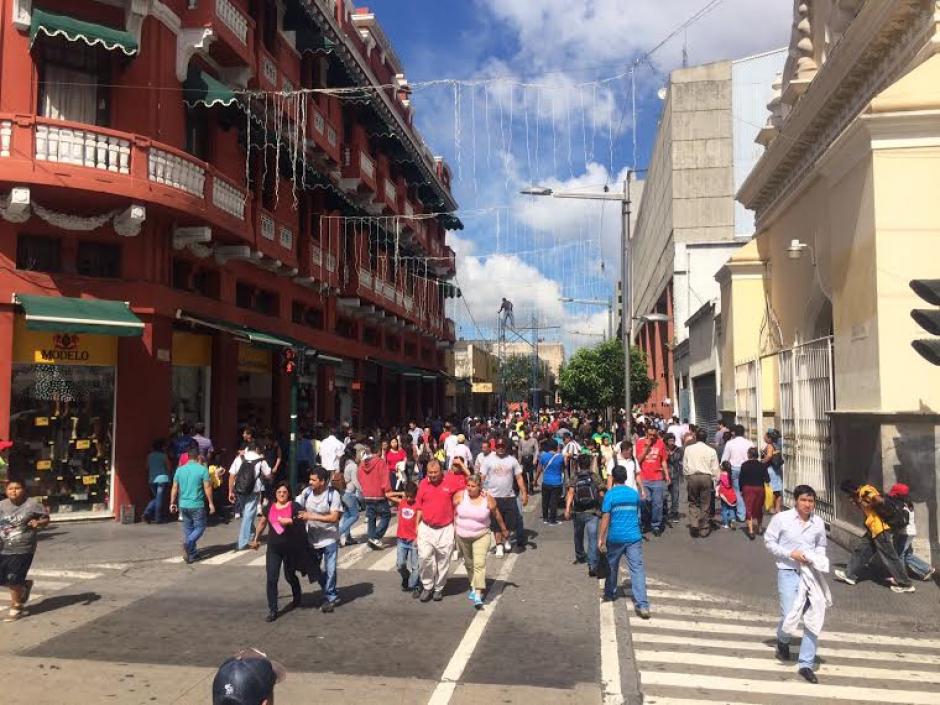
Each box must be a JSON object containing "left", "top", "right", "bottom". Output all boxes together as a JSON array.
[{"left": 29, "top": 592, "right": 101, "bottom": 616}]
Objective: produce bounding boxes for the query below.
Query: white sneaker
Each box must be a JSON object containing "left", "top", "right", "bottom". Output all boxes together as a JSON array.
[
  {"left": 890, "top": 584, "right": 916, "bottom": 594},
  {"left": 833, "top": 569, "right": 856, "bottom": 586},
  {"left": 503, "top": 540, "right": 512, "bottom": 552},
  {"left": 495, "top": 544, "right": 505, "bottom": 558}
]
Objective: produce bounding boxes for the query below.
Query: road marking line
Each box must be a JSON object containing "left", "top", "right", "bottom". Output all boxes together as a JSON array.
[
  {"left": 644, "top": 588, "right": 721, "bottom": 603},
  {"left": 368, "top": 549, "right": 399, "bottom": 572},
  {"left": 628, "top": 616, "right": 940, "bottom": 648},
  {"left": 598, "top": 578, "right": 623, "bottom": 705},
  {"left": 636, "top": 650, "right": 940, "bottom": 684},
  {"left": 426, "top": 553, "right": 518, "bottom": 705},
  {"left": 25, "top": 580, "right": 71, "bottom": 592},
  {"left": 163, "top": 556, "right": 185, "bottom": 564},
  {"left": 650, "top": 604, "right": 772, "bottom": 623},
  {"left": 28, "top": 569, "right": 102, "bottom": 580},
  {"left": 639, "top": 672, "right": 939, "bottom": 704},
  {"left": 247, "top": 555, "right": 268, "bottom": 567},
  {"left": 337, "top": 543, "right": 374, "bottom": 570},
  {"left": 85, "top": 563, "right": 130, "bottom": 571},
  {"left": 630, "top": 633, "right": 940, "bottom": 665},
  {"left": 1, "top": 593, "right": 46, "bottom": 602},
  {"left": 643, "top": 698, "right": 761, "bottom": 705},
  {"left": 201, "top": 550, "right": 245, "bottom": 566}
]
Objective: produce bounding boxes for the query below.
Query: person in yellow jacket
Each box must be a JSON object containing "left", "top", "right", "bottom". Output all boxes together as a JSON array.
[{"left": 834, "top": 480, "right": 914, "bottom": 593}]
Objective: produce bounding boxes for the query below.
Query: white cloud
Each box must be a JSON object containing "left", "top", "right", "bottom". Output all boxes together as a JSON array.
[{"left": 479, "top": 0, "right": 793, "bottom": 74}]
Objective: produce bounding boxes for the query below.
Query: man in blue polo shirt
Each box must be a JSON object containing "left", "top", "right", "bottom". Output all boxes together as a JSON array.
[{"left": 598, "top": 464, "right": 649, "bottom": 618}]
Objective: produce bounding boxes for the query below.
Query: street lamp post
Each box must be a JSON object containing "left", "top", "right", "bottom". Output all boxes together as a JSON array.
[
  {"left": 558, "top": 297, "right": 614, "bottom": 340},
  {"left": 523, "top": 171, "right": 645, "bottom": 422}
]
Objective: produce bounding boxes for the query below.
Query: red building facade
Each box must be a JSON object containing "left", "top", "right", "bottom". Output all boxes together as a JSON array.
[
  {"left": 634, "top": 283, "right": 674, "bottom": 416},
  {"left": 0, "top": 0, "right": 458, "bottom": 519}
]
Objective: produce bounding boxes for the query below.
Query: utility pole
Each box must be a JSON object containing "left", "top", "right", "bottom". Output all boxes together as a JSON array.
[{"left": 531, "top": 312, "right": 539, "bottom": 413}]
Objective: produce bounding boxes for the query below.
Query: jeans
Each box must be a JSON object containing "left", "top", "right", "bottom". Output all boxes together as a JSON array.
[
  {"left": 845, "top": 531, "right": 911, "bottom": 587},
  {"left": 542, "top": 484, "right": 562, "bottom": 523},
  {"left": 365, "top": 499, "right": 391, "bottom": 541},
  {"left": 667, "top": 474, "right": 681, "bottom": 519},
  {"left": 895, "top": 533, "right": 933, "bottom": 579},
  {"left": 644, "top": 480, "right": 667, "bottom": 532},
  {"left": 396, "top": 539, "right": 420, "bottom": 590},
  {"left": 265, "top": 544, "right": 302, "bottom": 612},
  {"left": 311, "top": 541, "right": 339, "bottom": 604},
  {"left": 180, "top": 507, "right": 207, "bottom": 559},
  {"left": 777, "top": 568, "right": 818, "bottom": 669},
  {"left": 731, "top": 466, "right": 746, "bottom": 521},
  {"left": 572, "top": 512, "right": 599, "bottom": 569},
  {"left": 515, "top": 495, "right": 526, "bottom": 546},
  {"left": 143, "top": 483, "right": 167, "bottom": 523},
  {"left": 236, "top": 493, "right": 259, "bottom": 549},
  {"left": 604, "top": 540, "right": 648, "bottom": 608},
  {"left": 338, "top": 490, "right": 360, "bottom": 540},
  {"left": 720, "top": 501, "right": 736, "bottom": 526}
]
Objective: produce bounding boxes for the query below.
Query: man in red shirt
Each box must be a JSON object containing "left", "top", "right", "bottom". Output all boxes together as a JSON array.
[
  {"left": 634, "top": 426, "right": 670, "bottom": 536},
  {"left": 414, "top": 459, "right": 458, "bottom": 602}
]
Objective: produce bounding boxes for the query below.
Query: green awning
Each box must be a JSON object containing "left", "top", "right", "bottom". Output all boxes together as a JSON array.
[
  {"left": 244, "top": 329, "right": 293, "bottom": 348},
  {"left": 29, "top": 9, "right": 139, "bottom": 56},
  {"left": 175, "top": 310, "right": 294, "bottom": 349},
  {"left": 183, "top": 70, "right": 237, "bottom": 108},
  {"left": 16, "top": 294, "right": 144, "bottom": 336}
]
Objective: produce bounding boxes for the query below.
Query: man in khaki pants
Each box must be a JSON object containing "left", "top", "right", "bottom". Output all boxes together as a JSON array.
[
  {"left": 414, "top": 460, "right": 459, "bottom": 602},
  {"left": 681, "top": 429, "right": 720, "bottom": 538}
]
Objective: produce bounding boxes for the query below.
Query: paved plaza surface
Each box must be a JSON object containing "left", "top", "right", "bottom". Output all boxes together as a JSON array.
[{"left": 2, "top": 499, "right": 938, "bottom": 704}]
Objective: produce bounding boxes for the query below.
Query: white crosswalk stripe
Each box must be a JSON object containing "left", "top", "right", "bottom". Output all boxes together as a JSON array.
[
  {"left": 630, "top": 577, "right": 940, "bottom": 705},
  {"left": 0, "top": 564, "right": 125, "bottom": 607}
]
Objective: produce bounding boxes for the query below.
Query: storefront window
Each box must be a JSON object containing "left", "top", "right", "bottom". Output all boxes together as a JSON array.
[
  {"left": 171, "top": 366, "right": 208, "bottom": 428},
  {"left": 8, "top": 364, "right": 114, "bottom": 514}
]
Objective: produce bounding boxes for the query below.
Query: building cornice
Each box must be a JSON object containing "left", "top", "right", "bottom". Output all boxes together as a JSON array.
[
  {"left": 299, "top": 0, "right": 458, "bottom": 214},
  {"left": 738, "top": 0, "right": 936, "bottom": 227}
]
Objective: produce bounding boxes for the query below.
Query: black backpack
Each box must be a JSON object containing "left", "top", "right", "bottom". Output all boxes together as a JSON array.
[
  {"left": 876, "top": 494, "right": 909, "bottom": 529},
  {"left": 573, "top": 472, "right": 600, "bottom": 511},
  {"left": 234, "top": 457, "right": 262, "bottom": 495}
]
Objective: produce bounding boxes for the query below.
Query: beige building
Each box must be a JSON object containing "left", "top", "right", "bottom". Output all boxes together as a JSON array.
[
  {"left": 630, "top": 51, "right": 786, "bottom": 430},
  {"left": 722, "top": 0, "right": 940, "bottom": 565},
  {"left": 452, "top": 341, "right": 499, "bottom": 417},
  {"left": 503, "top": 341, "right": 565, "bottom": 383}
]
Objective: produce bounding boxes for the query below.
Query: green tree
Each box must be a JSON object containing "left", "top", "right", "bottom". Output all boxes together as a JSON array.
[
  {"left": 558, "top": 339, "right": 654, "bottom": 410},
  {"left": 500, "top": 353, "right": 540, "bottom": 402}
]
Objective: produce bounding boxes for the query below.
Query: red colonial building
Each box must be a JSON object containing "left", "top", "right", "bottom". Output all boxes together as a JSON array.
[{"left": 0, "top": 0, "right": 459, "bottom": 519}]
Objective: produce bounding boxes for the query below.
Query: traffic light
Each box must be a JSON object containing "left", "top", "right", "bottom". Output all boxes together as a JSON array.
[
  {"left": 910, "top": 279, "right": 940, "bottom": 365},
  {"left": 281, "top": 347, "right": 298, "bottom": 375}
]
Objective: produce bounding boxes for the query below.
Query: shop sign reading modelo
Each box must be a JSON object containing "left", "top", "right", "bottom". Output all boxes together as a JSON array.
[{"left": 13, "top": 318, "right": 117, "bottom": 366}]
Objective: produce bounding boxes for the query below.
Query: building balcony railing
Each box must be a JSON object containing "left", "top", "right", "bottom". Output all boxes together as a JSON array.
[
  {"left": 0, "top": 115, "right": 251, "bottom": 240},
  {"left": 182, "top": 0, "right": 255, "bottom": 69},
  {"left": 307, "top": 100, "right": 341, "bottom": 166},
  {"left": 340, "top": 147, "right": 377, "bottom": 193}
]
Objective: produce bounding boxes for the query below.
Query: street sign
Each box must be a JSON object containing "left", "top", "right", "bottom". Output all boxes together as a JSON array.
[{"left": 472, "top": 382, "right": 494, "bottom": 393}]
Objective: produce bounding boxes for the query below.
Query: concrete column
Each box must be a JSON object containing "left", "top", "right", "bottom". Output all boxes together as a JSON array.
[
  {"left": 112, "top": 315, "right": 172, "bottom": 519},
  {"left": 0, "top": 307, "right": 13, "bottom": 438}
]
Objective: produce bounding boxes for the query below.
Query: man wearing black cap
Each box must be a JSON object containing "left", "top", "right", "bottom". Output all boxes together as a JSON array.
[{"left": 212, "top": 649, "right": 284, "bottom": 705}]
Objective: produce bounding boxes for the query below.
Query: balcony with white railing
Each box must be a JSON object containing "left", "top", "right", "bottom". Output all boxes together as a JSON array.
[
  {"left": 0, "top": 114, "right": 260, "bottom": 248},
  {"left": 149, "top": 147, "right": 206, "bottom": 196},
  {"left": 340, "top": 146, "right": 377, "bottom": 194},
  {"left": 182, "top": 0, "right": 255, "bottom": 68},
  {"left": 35, "top": 123, "right": 131, "bottom": 174}
]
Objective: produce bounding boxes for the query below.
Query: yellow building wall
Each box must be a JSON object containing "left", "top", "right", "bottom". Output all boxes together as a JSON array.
[{"left": 872, "top": 145, "right": 940, "bottom": 412}]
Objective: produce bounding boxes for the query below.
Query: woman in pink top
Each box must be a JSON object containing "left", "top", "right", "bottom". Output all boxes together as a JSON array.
[
  {"left": 453, "top": 474, "right": 507, "bottom": 609},
  {"left": 385, "top": 437, "right": 407, "bottom": 491},
  {"left": 251, "top": 482, "right": 308, "bottom": 622}
]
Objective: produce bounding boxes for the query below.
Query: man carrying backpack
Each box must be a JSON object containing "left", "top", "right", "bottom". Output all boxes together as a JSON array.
[
  {"left": 565, "top": 453, "right": 605, "bottom": 577},
  {"left": 228, "top": 441, "right": 273, "bottom": 551},
  {"left": 834, "top": 480, "right": 915, "bottom": 593}
]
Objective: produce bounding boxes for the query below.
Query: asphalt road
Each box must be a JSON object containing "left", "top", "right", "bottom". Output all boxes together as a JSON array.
[{"left": 1, "top": 499, "right": 938, "bottom": 704}]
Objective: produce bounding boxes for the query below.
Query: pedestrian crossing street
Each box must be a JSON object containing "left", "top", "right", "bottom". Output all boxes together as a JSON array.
[{"left": 629, "top": 576, "right": 940, "bottom": 705}]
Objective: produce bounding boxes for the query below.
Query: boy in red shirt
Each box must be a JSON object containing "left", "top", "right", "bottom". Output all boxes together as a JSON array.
[{"left": 391, "top": 481, "right": 420, "bottom": 596}]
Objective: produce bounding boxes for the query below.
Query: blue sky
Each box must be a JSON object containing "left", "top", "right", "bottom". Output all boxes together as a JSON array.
[{"left": 363, "top": 0, "right": 793, "bottom": 352}]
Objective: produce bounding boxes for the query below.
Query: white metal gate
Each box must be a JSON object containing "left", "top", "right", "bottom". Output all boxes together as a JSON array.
[
  {"left": 777, "top": 337, "right": 835, "bottom": 522},
  {"left": 733, "top": 359, "right": 761, "bottom": 444}
]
